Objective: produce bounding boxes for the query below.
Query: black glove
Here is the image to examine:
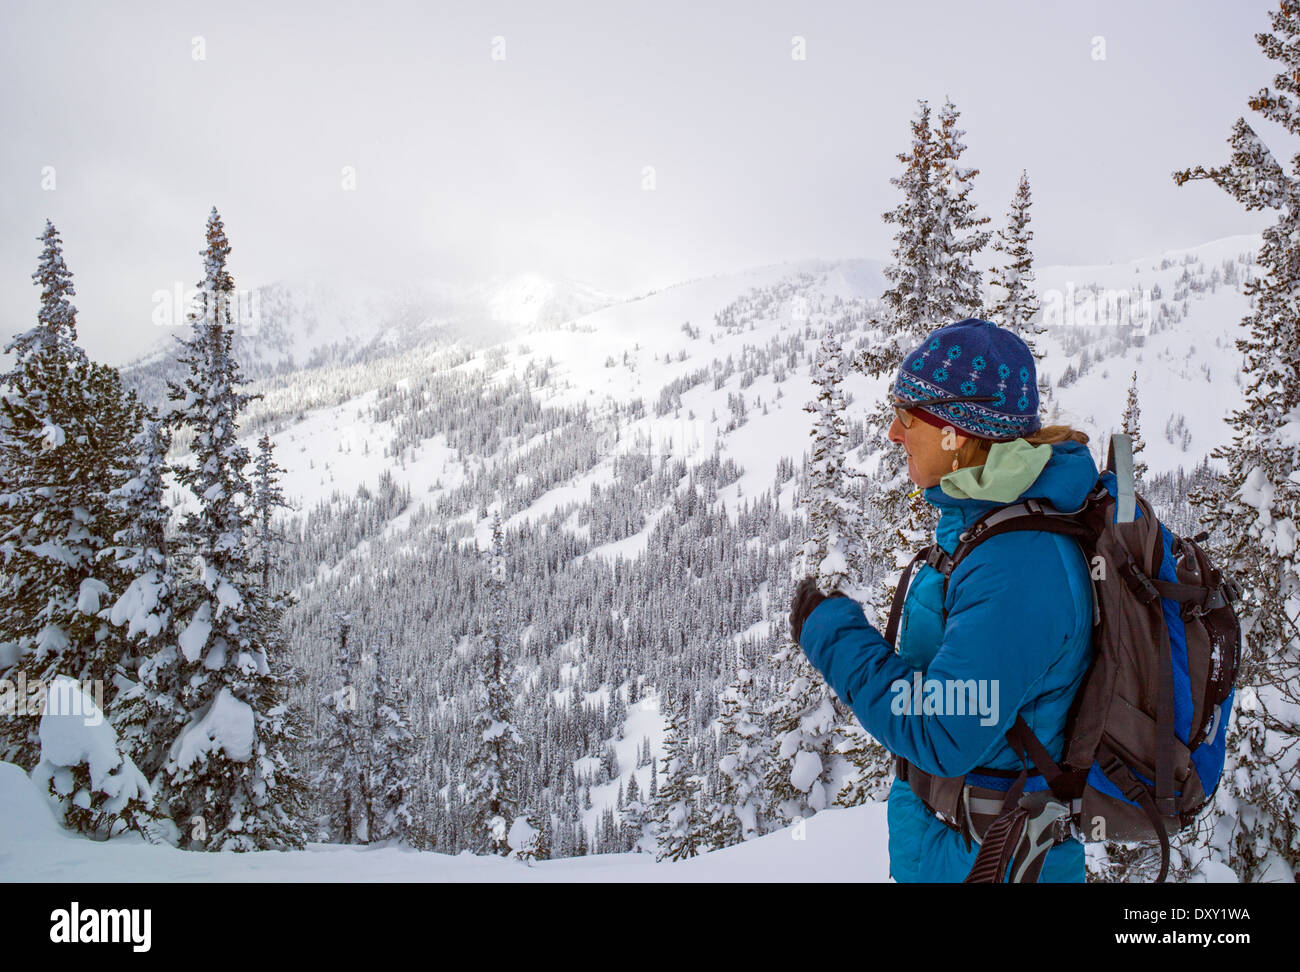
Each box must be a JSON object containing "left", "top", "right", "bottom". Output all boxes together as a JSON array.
[{"left": 789, "top": 576, "right": 846, "bottom": 645}]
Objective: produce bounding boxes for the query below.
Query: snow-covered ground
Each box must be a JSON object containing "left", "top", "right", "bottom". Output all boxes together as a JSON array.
[{"left": 0, "top": 761, "right": 890, "bottom": 882}]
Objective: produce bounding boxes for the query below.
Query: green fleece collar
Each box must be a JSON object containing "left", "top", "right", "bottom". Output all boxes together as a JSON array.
[{"left": 939, "top": 437, "right": 1053, "bottom": 502}]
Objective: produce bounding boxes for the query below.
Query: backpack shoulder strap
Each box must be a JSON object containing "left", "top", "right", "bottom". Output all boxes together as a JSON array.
[
  {"left": 884, "top": 544, "right": 937, "bottom": 648},
  {"left": 932, "top": 489, "right": 1105, "bottom": 607},
  {"left": 884, "top": 486, "right": 1107, "bottom": 639}
]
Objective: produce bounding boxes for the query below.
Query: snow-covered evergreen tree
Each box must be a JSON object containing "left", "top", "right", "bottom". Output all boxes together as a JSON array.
[
  {"left": 801, "top": 328, "right": 866, "bottom": 595},
  {"left": 367, "top": 638, "right": 417, "bottom": 844},
  {"left": 464, "top": 510, "right": 525, "bottom": 854},
  {"left": 931, "top": 98, "right": 993, "bottom": 321},
  {"left": 785, "top": 329, "right": 889, "bottom": 808},
  {"left": 506, "top": 812, "right": 540, "bottom": 863},
  {"left": 251, "top": 434, "right": 292, "bottom": 609},
  {"left": 987, "top": 170, "right": 1053, "bottom": 414},
  {"left": 534, "top": 800, "right": 554, "bottom": 860},
  {"left": 707, "top": 666, "right": 770, "bottom": 844},
  {"left": 763, "top": 641, "right": 840, "bottom": 823},
  {"left": 30, "top": 675, "right": 171, "bottom": 843},
  {"left": 649, "top": 691, "right": 703, "bottom": 861},
  {"left": 833, "top": 721, "right": 895, "bottom": 805},
  {"left": 155, "top": 208, "right": 308, "bottom": 850},
  {"left": 314, "top": 613, "right": 369, "bottom": 843},
  {"left": 854, "top": 97, "right": 994, "bottom": 635},
  {"left": 104, "top": 416, "right": 179, "bottom": 780},
  {"left": 0, "top": 221, "right": 140, "bottom": 768},
  {"left": 246, "top": 430, "right": 314, "bottom": 844},
  {"left": 1121, "top": 371, "right": 1148, "bottom": 488},
  {"left": 1172, "top": 0, "right": 1300, "bottom": 882},
  {"left": 875, "top": 100, "right": 940, "bottom": 348},
  {"left": 619, "top": 765, "right": 652, "bottom": 853}
]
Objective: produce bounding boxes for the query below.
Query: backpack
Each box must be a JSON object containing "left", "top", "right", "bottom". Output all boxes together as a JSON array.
[{"left": 885, "top": 433, "right": 1243, "bottom": 883}]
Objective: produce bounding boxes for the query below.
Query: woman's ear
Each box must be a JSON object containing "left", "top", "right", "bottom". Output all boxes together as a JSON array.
[{"left": 938, "top": 425, "right": 964, "bottom": 451}]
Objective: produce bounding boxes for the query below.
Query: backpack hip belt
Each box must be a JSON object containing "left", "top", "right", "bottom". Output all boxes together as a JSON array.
[{"left": 893, "top": 753, "right": 1076, "bottom": 853}]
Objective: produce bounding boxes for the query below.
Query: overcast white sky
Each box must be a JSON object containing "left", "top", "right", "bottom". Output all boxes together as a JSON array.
[{"left": 0, "top": 0, "right": 1283, "bottom": 365}]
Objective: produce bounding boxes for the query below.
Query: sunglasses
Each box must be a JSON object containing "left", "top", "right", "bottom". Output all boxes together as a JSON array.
[{"left": 891, "top": 394, "right": 999, "bottom": 429}]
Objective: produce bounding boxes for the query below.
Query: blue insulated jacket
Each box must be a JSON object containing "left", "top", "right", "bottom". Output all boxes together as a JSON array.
[{"left": 799, "top": 440, "right": 1099, "bottom": 882}]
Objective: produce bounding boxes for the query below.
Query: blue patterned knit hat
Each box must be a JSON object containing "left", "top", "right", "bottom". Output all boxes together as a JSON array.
[{"left": 893, "top": 318, "right": 1041, "bottom": 441}]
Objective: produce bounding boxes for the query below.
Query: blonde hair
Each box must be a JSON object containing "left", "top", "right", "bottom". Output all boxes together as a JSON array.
[
  {"left": 958, "top": 424, "right": 1090, "bottom": 466},
  {"left": 1022, "top": 424, "right": 1090, "bottom": 446}
]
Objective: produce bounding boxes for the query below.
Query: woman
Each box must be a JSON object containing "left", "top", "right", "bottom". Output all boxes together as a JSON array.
[{"left": 790, "top": 317, "right": 1097, "bottom": 883}]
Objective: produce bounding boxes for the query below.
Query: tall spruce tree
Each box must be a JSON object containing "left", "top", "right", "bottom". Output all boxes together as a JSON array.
[
  {"left": 314, "top": 613, "right": 369, "bottom": 843},
  {"left": 251, "top": 434, "right": 291, "bottom": 606},
  {"left": 104, "top": 416, "right": 180, "bottom": 780},
  {"left": 783, "top": 327, "right": 887, "bottom": 810},
  {"left": 871, "top": 99, "right": 940, "bottom": 362},
  {"left": 931, "top": 98, "right": 993, "bottom": 321},
  {"left": 854, "top": 98, "right": 994, "bottom": 634},
  {"left": 987, "top": 170, "right": 1054, "bottom": 416},
  {"left": 801, "top": 327, "right": 866, "bottom": 595},
  {"left": 246, "top": 431, "right": 312, "bottom": 845},
  {"left": 1121, "top": 371, "right": 1148, "bottom": 489},
  {"left": 1172, "top": 0, "right": 1300, "bottom": 882},
  {"left": 649, "top": 690, "right": 703, "bottom": 861},
  {"left": 464, "top": 510, "right": 525, "bottom": 854},
  {"left": 708, "top": 666, "right": 770, "bottom": 844},
  {"left": 0, "top": 221, "right": 140, "bottom": 768},
  {"left": 367, "top": 638, "right": 417, "bottom": 844},
  {"left": 156, "top": 208, "right": 307, "bottom": 850}
]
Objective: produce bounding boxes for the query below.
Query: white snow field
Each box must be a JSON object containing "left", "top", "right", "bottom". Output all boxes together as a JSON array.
[{"left": 0, "top": 760, "right": 890, "bottom": 882}]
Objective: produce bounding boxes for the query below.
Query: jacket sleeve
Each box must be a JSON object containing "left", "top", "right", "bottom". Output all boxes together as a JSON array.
[{"left": 798, "top": 534, "right": 1080, "bottom": 779}]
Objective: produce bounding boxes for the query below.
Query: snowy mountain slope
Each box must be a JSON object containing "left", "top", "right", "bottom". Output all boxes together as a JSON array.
[
  {"left": 441, "top": 237, "right": 1259, "bottom": 537},
  {"left": 476, "top": 257, "right": 887, "bottom": 413},
  {"left": 122, "top": 270, "right": 619, "bottom": 406},
  {"left": 1033, "top": 233, "right": 1262, "bottom": 475},
  {"left": 194, "top": 235, "right": 1258, "bottom": 540},
  {"left": 415, "top": 258, "right": 888, "bottom": 542},
  {"left": 0, "top": 759, "right": 891, "bottom": 881},
  {"left": 147, "top": 234, "right": 1265, "bottom": 636},
  {"left": 151, "top": 257, "right": 885, "bottom": 543},
  {"left": 481, "top": 272, "right": 618, "bottom": 333}
]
